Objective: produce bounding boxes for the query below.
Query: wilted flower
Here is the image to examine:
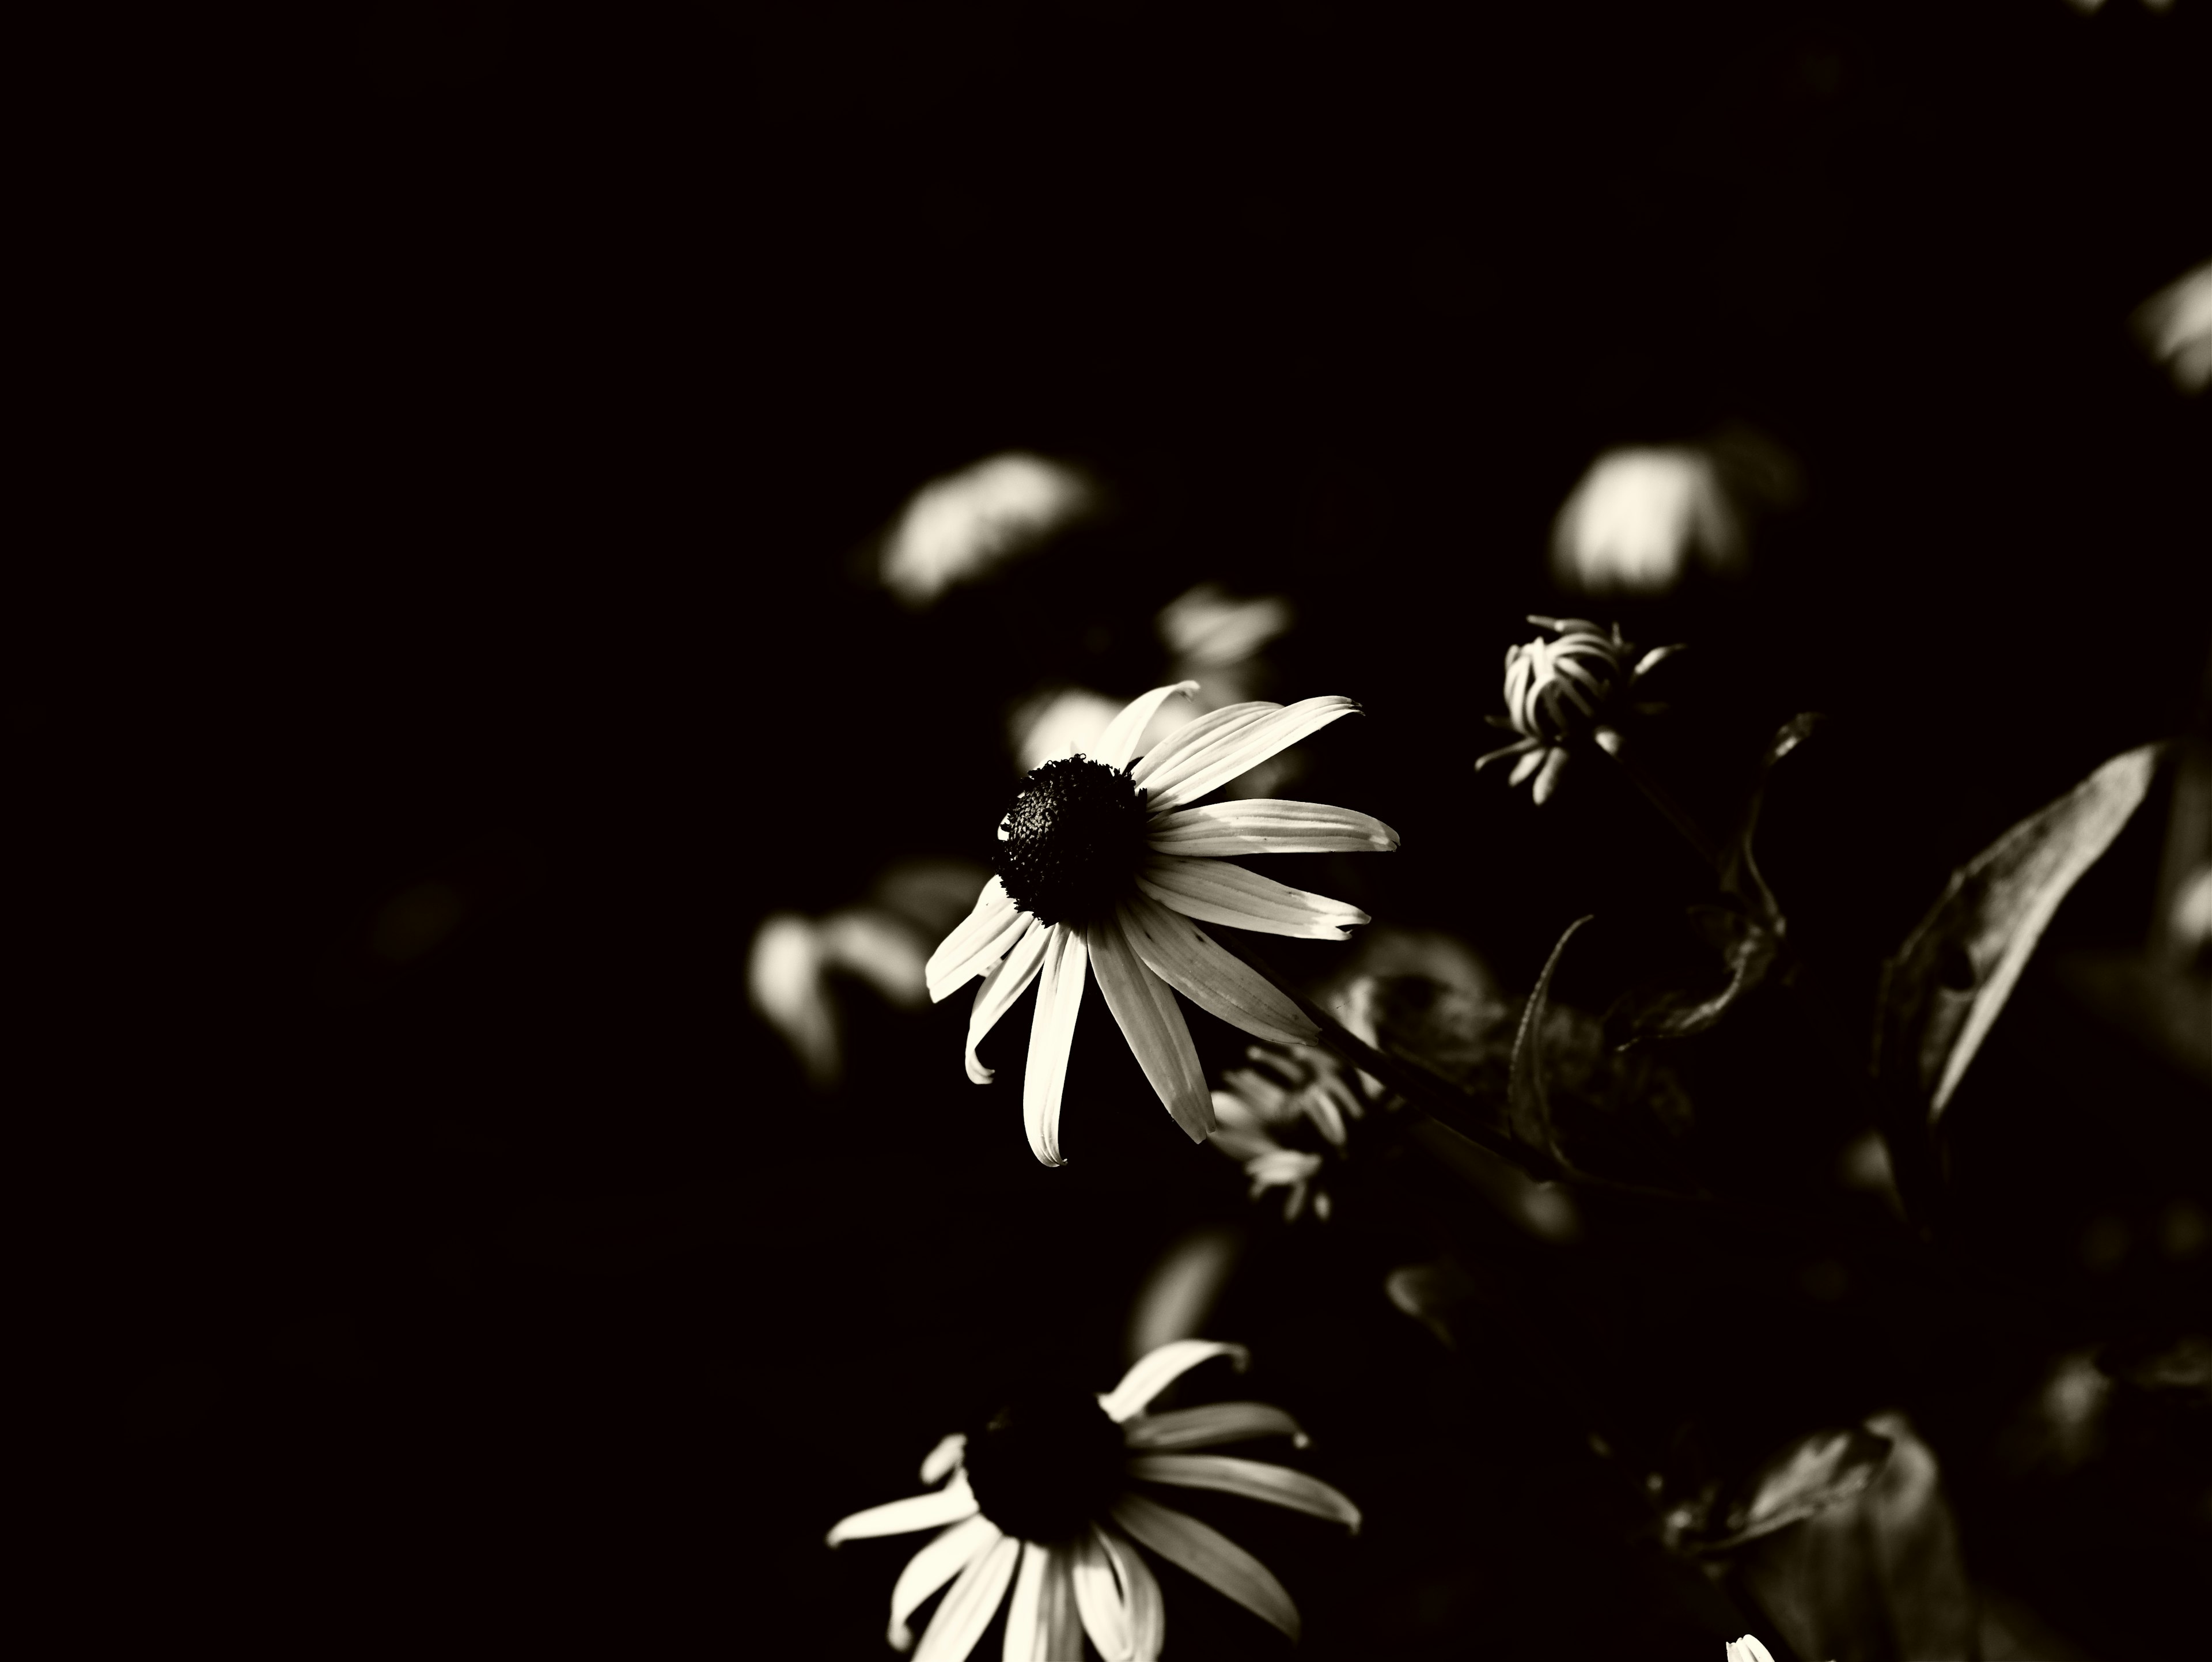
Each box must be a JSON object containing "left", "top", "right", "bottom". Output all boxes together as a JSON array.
[
  {"left": 826, "top": 1340, "right": 1359, "bottom": 1660},
  {"left": 927, "top": 682, "right": 1397, "bottom": 1165},
  {"left": 1475, "top": 616, "right": 1680, "bottom": 804},
  {"left": 1209, "top": 1043, "right": 1376, "bottom": 1221}
]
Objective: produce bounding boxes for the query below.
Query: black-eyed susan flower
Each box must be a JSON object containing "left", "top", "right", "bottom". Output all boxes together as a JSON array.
[
  {"left": 926, "top": 682, "right": 1397, "bottom": 1165},
  {"left": 1474, "top": 616, "right": 1680, "bottom": 804},
  {"left": 826, "top": 1340, "right": 1359, "bottom": 1661},
  {"left": 1209, "top": 1043, "right": 1376, "bottom": 1221}
]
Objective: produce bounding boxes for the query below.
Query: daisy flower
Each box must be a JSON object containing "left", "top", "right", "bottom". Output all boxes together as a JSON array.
[
  {"left": 1209, "top": 1043, "right": 1377, "bottom": 1221},
  {"left": 926, "top": 682, "right": 1398, "bottom": 1165},
  {"left": 1474, "top": 616, "right": 1680, "bottom": 804},
  {"left": 825, "top": 1339, "right": 1359, "bottom": 1661}
]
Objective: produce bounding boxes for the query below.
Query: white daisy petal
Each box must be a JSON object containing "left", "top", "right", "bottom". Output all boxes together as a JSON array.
[
  {"left": 1098, "top": 1339, "right": 1250, "bottom": 1423},
  {"left": 1146, "top": 798, "right": 1399, "bottom": 857},
  {"left": 1122, "top": 1402, "right": 1309, "bottom": 1451},
  {"left": 1139, "top": 696, "right": 1361, "bottom": 813},
  {"left": 1096, "top": 681, "right": 1202, "bottom": 771},
  {"left": 919, "top": 1433, "right": 968, "bottom": 1485},
  {"left": 1001, "top": 1540, "right": 1049, "bottom": 1662},
  {"left": 1086, "top": 912, "right": 1216, "bottom": 1144},
  {"left": 1022, "top": 924, "right": 1089, "bottom": 1167},
  {"left": 1096, "top": 1525, "right": 1165, "bottom": 1662},
  {"left": 1128, "top": 701, "right": 1279, "bottom": 791},
  {"left": 1507, "top": 747, "right": 1548, "bottom": 787},
  {"left": 1120, "top": 898, "right": 1318, "bottom": 1048},
  {"left": 889, "top": 1515, "right": 1001, "bottom": 1652},
  {"left": 927, "top": 879, "right": 1028, "bottom": 1002},
  {"left": 1040, "top": 1547, "right": 1083, "bottom": 1661},
  {"left": 1137, "top": 855, "right": 1369, "bottom": 941},
  {"left": 827, "top": 1478, "right": 981, "bottom": 1546},
  {"left": 914, "top": 1531, "right": 1022, "bottom": 1662},
  {"left": 1108, "top": 1493, "right": 1300, "bottom": 1641},
  {"left": 965, "top": 917, "right": 1052, "bottom": 1084},
  {"left": 1127, "top": 1453, "right": 1362, "bottom": 1532},
  {"left": 1070, "top": 1531, "right": 1131, "bottom": 1662}
]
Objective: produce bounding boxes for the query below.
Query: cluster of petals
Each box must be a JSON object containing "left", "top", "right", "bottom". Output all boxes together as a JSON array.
[
  {"left": 1210, "top": 1043, "right": 1376, "bottom": 1221},
  {"left": 825, "top": 1340, "right": 1361, "bottom": 1662},
  {"left": 1475, "top": 616, "right": 1680, "bottom": 804},
  {"left": 926, "top": 682, "right": 1398, "bottom": 1165}
]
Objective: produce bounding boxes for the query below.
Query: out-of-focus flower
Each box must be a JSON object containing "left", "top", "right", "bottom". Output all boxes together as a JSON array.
[
  {"left": 748, "top": 906, "right": 929, "bottom": 1089},
  {"left": 1551, "top": 446, "right": 1740, "bottom": 596},
  {"left": 1158, "top": 584, "right": 1303, "bottom": 791},
  {"left": 926, "top": 682, "right": 1397, "bottom": 1165},
  {"left": 2134, "top": 261, "right": 2212, "bottom": 395},
  {"left": 1008, "top": 686, "right": 1126, "bottom": 775},
  {"left": 1209, "top": 1043, "right": 1375, "bottom": 1221},
  {"left": 1724, "top": 1637, "right": 1778, "bottom": 1662},
  {"left": 1475, "top": 616, "right": 1680, "bottom": 804},
  {"left": 881, "top": 452, "right": 1096, "bottom": 608},
  {"left": 826, "top": 1340, "right": 1357, "bottom": 1660}
]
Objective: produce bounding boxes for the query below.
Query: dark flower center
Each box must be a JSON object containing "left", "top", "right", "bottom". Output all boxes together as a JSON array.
[
  {"left": 961, "top": 1388, "right": 1128, "bottom": 1544},
  {"left": 991, "top": 756, "right": 1150, "bottom": 927}
]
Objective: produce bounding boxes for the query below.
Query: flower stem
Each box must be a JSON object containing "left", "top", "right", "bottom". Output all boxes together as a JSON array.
[{"left": 1604, "top": 744, "right": 1725, "bottom": 874}]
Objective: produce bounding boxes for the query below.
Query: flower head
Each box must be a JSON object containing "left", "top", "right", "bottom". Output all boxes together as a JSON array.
[
  {"left": 1210, "top": 1043, "right": 1377, "bottom": 1221},
  {"left": 926, "top": 683, "right": 1398, "bottom": 1165},
  {"left": 826, "top": 1339, "right": 1359, "bottom": 1660},
  {"left": 1475, "top": 616, "right": 1680, "bottom": 804}
]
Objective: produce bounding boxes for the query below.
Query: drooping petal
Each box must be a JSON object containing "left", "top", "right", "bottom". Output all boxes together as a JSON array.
[
  {"left": 1001, "top": 1541, "right": 1049, "bottom": 1662},
  {"left": 1507, "top": 746, "right": 1548, "bottom": 787},
  {"left": 1146, "top": 799, "right": 1399, "bottom": 857},
  {"left": 1138, "top": 696, "right": 1362, "bottom": 814},
  {"left": 889, "top": 1515, "right": 1001, "bottom": 1651},
  {"left": 1120, "top": 898, "right": 1318, "bottom": 1047},
  {"left": 1070, "top": 1530, "right": 1131, "bottom": 1662},
  {"left": 1122, "top": 1402, "right": 1309, "bottom": 1452},
  {"left": 1137, "top": 855, "right": 1369, "bottom": 941},
  {"left": 1098, "top": 1339, "right": 1250, "bottom": 1423},
  {"left": 1531, "top": 745, "right": 1570, "bottom": 804},
  {"left": 1096, "top": 681, "right": 1202, "bottom": 771},
  {"left": 920, "top": 1433, "right": 968, "bottom": 1485},
  {"left": 1127, "top": 1453, "right": 1362, "bottom": 1532},
  {"left": 1107, "top": 1493, "right": 1299, "bottom": 1641},
  {"left": 965, "top": 917, "right": 1052, "bottom": 1084},
  {"left": 1475, "top": 735, "right": 1540, "bottom": 771},
  {"left": 927, "top": 879, "right": 1028, "bottom": 1002},
  {"left": 1038, "top": 1547, "right": 1082, "bottom": 1661},
  {"left": 1086, "top": 911, "right": 1215, "bottom": 1144},
  {"left": 1022, "top": 924, "right": 1089, "bottom": 1167},
  {"left": 1096, "top": 1526, "right": 1165, "bottom": 1662},
  {"left": 913, "top": 1531, "right": 1022, "bottom": 1662},
  {"left": 827, "top": 1478, "right": 981, "bottom": 1546}
]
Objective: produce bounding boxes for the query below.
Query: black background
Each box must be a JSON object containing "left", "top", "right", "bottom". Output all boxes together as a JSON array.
[{"left": 41, "top": 1, "right": 2207, "bottom": 1655}]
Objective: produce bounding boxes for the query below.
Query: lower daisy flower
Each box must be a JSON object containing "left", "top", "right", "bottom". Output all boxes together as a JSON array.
[
  {"left": 825, "top": 1339, "right": 1359, "bottom": 1661},
  {"left": 926, "top": 682, "right": 1398, "bottom": 1165}
]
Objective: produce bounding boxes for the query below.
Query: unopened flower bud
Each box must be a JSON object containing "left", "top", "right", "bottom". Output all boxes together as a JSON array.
[{"left": 1475, "top": 616, "right": 1680, "bottom": 804}]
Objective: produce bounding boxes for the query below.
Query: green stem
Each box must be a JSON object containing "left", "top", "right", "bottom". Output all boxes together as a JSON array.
[{"left": 1605, "top": 744, "right": 1725, "bottom": 875}]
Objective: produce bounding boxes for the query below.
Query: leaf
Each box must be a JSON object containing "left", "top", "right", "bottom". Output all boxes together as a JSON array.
[
  {"left": 1694, "top": 1423, "right": 1894, "bottom": 1552},
  {"left": 1508, "top": 916, "right": 1593, "bottom": 1173},
  {"left": 1732, "top": 1413, "right": 1979, "bottom": 1662},
  {"left": 1605, "top": 904, "right": 1781, "bottom": 1049},
  {"left": 1873, "top": 741, "right": 2169, "bottom": 1135}
]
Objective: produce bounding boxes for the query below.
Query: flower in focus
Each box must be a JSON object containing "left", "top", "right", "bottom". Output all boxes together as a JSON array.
[
  {"left": 825, "top": 1339, "right": 1359, "bottom": 1660},
  {"left": 1475, "top": 616, "right": 1680, "bottom": 804},
  {"left": 926, "top": 682, "right": 1397, "bottom": 1165},
  {"left": 1209, "top": 1043, "right": 1377, "bottom": 1221},
  {"left": 1724, "top": 1638, "right": 1777, "bottom": 1662}
]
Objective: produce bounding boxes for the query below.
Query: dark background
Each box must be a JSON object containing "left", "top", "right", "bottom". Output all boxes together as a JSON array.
[{"left": 42, "top": 1, "right": 2206, "bottom": 1655}]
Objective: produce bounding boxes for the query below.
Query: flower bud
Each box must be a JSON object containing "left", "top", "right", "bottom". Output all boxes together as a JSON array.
[{"left": 1475, "top": 616, "right": 1680, "bottom": 804}]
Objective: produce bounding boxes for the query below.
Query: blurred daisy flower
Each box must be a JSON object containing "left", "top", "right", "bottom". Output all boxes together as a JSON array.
[
  {"left": 1475, "top": 616, "right": 1680, "bottom": 804},
  {"left": 1550, "top": 431, "right": 1799, "bottom": 598},
  {"left": 825, "top": 1339, "right": 1359, "bottom": 1660},
  {"left": 1210, "top": 1043, "right": 1377, "bottom": 1221},
  {"left": 2133, "top": 260, "right": 2212, "bottom": 396},
  {"left": 927, "top": 682, "right": 1397, "bottom": 1165},
  {"left": 1724, "top": 1639, "right": 1778, "bottom": 1662},
  {"left": 881, "top": 452, "right": 1097, "bottom": 609}
]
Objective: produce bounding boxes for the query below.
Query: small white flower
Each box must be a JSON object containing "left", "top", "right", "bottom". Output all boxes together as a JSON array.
[
  {"left": 826, "top": 1341, "right": 1358, "bottom": 1660},
  {"left": 928, "top": 683, "right": 1397, "bottom": 1165}
]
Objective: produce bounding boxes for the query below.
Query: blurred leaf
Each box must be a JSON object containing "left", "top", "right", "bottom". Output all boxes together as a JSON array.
[
  {"left": 1691, "top": 1423, "right": 1893, "bottom": 1552},
  {"left": 1605, "top": 903, "right": 1781, "bottom": 1049},
  {"left": 1874, "top": 741, "right": 2169, "bottom": 1138},
  {"left": 1733, "top": 1413, "right": 1980, "bottom": 1662},
  {"left": 1508, "top": 916, "right": 1593, "bottom": 1173}
]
